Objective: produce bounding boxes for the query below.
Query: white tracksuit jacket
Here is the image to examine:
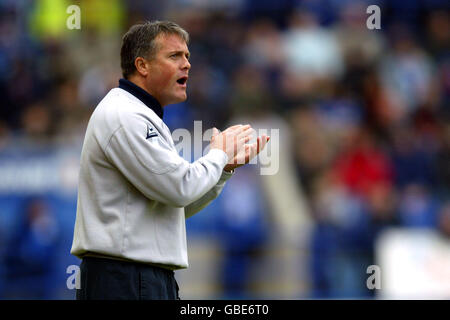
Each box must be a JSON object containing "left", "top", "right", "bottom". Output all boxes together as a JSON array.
[{"left": 70, "top": 79, "right": 232, "bottom": 269}]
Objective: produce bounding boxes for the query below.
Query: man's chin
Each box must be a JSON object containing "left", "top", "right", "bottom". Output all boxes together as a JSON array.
[
  {"left": 174, "top": 93, "right": 187, "bottom": 103},
  {"left": 163, "top": 92, "right": 187, "bottom": 106}
]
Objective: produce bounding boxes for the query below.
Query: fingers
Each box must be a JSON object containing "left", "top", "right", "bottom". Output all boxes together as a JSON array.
[
  {"left": 226, "top": 125, "right": 253, "bottom": 154},
  {"left": 257, "top": 135, "right": 270, "bottom": 153},
  {"left": 222, "top": 124, "right": 242, "bottom": 134},
  {"left": 211, "top": 124, "right": 242, "bottom": 141},
  {"left": 237, "top": 126, "right": 254, "bottom": 141},
  {"left": 218, "top": 124, "right": 253, "bottom": 147},
  {"left": 225, "top": 124, "right": 243, "bottom": 131},
  {"left": 226, "top": 134, "right": 271, "bottom": 170},
  {"left": 211, "top": 124, "right": 271, "bottom": 169},
  {"left": 216, "top": 125, "right": 250, "bottom": 160},
  {"left": 223, "top": 124, "right": 251, "bottom": 134},
  {"left": 247, "top": 134, "right": 270, "bottom": 160}
]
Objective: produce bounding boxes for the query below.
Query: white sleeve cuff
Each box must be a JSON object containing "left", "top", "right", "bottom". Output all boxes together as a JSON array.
[{"left": 205, "top": 148, "right": 228, "bottom": 168}]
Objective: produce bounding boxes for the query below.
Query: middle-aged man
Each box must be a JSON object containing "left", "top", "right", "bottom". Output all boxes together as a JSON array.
[{"left": 71, "top": 20, "right": 270, "bottom": 300}]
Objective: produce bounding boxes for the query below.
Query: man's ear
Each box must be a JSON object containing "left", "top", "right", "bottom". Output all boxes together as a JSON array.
[{"left": 134, "top": 57, "right": 149, "bottom": 77}]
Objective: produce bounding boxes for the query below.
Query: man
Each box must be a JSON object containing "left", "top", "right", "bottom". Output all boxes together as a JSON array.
[{"left": 71, "top": 20, "right": 269, "bottom": 300}]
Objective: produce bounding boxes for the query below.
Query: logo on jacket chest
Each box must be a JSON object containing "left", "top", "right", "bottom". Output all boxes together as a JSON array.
[{"left": 146, "top": 124, "right": 158, "bottom": 139}]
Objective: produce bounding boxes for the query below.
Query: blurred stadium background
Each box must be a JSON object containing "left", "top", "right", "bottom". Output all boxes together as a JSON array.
[{"left": 0, "top": 0, "right": 449, "bottom": 299}]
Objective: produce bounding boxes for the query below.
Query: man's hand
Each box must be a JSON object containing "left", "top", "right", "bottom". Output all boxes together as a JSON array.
[
  {"left": 210, "top": 124, "right": 270, "bottom": 172},
  {"left": 223, "top": 133, "right": 270, "bottom": 172},
  {"left": 210, "top": 124, "right": 252, "bottom": 163}
]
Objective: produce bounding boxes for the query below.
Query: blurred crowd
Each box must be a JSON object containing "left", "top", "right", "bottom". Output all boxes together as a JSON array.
[{"left": 0, "top": 0, "right": 449, "bottom": 299}]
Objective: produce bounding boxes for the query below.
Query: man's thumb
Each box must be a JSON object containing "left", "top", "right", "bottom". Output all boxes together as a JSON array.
[{"left": 212, "top": 127, "right": 219, "bottom": 137}]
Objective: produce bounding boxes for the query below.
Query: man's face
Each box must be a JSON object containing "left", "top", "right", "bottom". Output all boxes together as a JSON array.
[{"left": 145, "top": 34, "right": 191, "bottom": 106}]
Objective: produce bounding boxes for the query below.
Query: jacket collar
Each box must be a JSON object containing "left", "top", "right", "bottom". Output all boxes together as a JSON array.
[{"left": 118, "top": 78, "right": 164, "bottom": 119}]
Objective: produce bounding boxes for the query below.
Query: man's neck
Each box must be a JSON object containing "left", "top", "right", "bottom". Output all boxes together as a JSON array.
[
  {"left": 126, "top": 76, "right": 163, "bottom": 106},
  {"left": 118, "top": 78, "right": 164, "bottom": 119}
]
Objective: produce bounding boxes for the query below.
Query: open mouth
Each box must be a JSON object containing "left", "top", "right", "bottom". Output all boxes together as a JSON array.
[{"left": 176, "top": 76, "right": 188, "bottom": 85}]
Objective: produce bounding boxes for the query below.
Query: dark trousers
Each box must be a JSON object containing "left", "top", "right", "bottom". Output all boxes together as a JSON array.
[{"left": 76, "top": 256, "right": 180, "bottom": 300}]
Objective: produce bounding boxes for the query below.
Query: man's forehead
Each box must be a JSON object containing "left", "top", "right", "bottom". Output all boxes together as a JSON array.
[{"left": 155, "top": 33, "right": 189, "bottom": 52}]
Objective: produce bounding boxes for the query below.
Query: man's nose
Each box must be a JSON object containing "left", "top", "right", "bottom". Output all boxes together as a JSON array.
[{"left": 182, "top": 57, "right": 191, "bottom": 70}]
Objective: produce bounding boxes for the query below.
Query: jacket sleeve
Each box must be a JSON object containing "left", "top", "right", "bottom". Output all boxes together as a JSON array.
[
  {"left": 104, "top": 112, "right": 228, "bottom": 208},
  {"left": 184, "top": 170, "right": 234, "bottom": 218}
]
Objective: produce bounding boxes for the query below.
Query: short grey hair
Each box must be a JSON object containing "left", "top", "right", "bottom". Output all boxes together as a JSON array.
[{"left": 120, "top": 20, "right": 189, "bottom": 79}]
